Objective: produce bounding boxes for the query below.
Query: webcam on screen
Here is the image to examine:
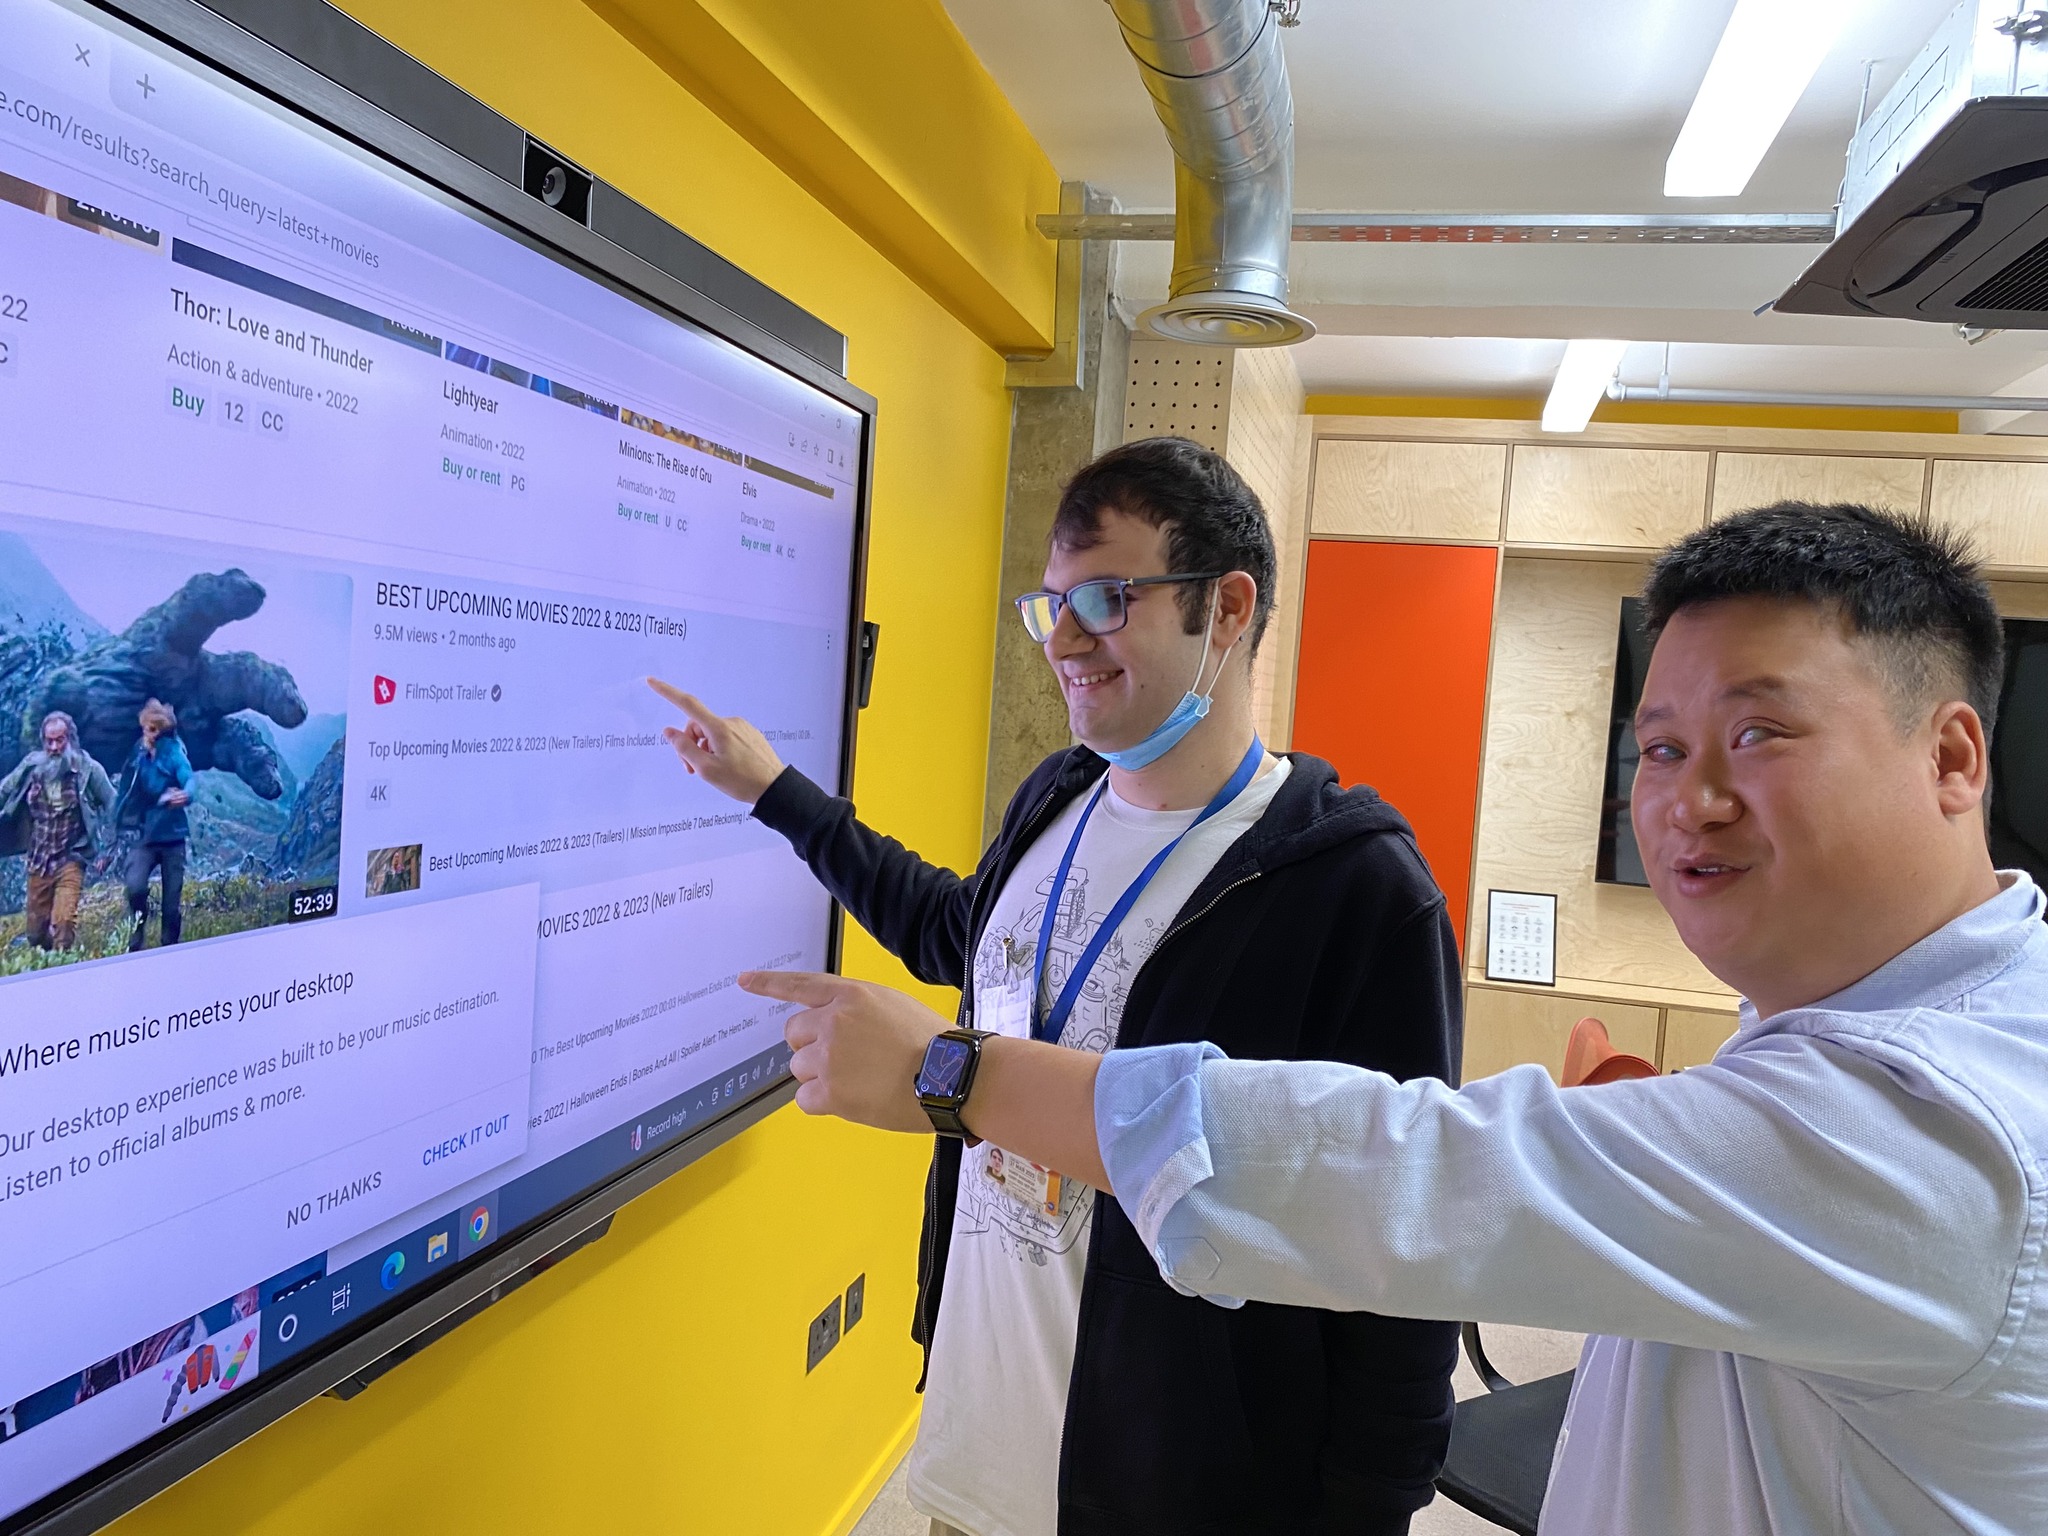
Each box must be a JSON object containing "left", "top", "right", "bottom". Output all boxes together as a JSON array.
[{"left": 522, "top": 137, "right": 593, "bottom": 228}]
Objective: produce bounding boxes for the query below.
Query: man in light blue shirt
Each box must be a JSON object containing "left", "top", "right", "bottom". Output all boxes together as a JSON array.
[{"left": 742, "top": 501, "right": 2048, "bottom": 1535}]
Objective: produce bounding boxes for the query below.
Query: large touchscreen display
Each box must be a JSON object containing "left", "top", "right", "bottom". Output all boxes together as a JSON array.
[{"left": 0, "top": 0, "right": 862, "bottom": 1519}]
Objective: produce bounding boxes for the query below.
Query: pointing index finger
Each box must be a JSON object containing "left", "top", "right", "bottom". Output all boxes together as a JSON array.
[
  {"left": 739, "top": 970, "right": 846, "bottom": 1007},
  {"left": 645, "top": 677, "right": 716, "bottom": 726}
]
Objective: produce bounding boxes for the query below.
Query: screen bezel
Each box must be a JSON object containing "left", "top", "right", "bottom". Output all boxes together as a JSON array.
[
  {"left": 1986, "top": 618, "right": 2048, "bottom": 890},
  {"left": 1593, "top": 597, "right": 1652, "bottom": 889},
  {"left": 6, "top": 1, "right": 876, "bottom": 1530}
]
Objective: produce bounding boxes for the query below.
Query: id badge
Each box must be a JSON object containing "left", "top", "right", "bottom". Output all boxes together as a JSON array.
[
  {"left": 983, "top": 1144, "right": 1062, "bottom": 1217},
  {"left": 981, "top": 979, "right": 1034, "bottom": 1041}
]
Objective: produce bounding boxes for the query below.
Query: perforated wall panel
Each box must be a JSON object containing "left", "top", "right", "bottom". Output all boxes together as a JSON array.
[{"left": 1123, "top": 338, "right": 1234, "bottom": 448}]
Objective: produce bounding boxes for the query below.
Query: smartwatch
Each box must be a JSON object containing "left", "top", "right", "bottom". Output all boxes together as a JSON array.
[{"left": 915, "top": 1028, "right": 993, "bottom": 1139}]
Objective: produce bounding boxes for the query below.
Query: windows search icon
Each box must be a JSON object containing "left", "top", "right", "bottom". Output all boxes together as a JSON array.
[
  {"left": 468, "top": 1205, "right": 490, "bottom": 1244},
  {"left": 379, "top": 1250, "right": 405, "bottom": 1290}
]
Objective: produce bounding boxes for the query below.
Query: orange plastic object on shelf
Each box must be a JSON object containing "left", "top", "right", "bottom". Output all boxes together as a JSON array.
[{"left": 1562, "top": 1016, "right": 1658, "bottom": 1087}]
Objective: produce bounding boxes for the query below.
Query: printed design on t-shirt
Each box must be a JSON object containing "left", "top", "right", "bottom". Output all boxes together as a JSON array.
[{"left": 960, "top": 861, "right": 1170, "bottom": 1265}]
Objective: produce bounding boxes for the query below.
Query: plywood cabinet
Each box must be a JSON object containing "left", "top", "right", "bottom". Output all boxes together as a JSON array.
[
  {"left": 1506, "top": 445, "right": 1709, "bottom": 548},
  {"left": 1467, "top": 558, "right": 1732, "bottom": 996},
  {"left": 1663, "top": 1008, "right": 1741, "bottom": 1072},
  {"left": 1991, "top": 580, "right": 2048, "bottom": 620},
  {"left": 1311, "top": 439, "right": 1507, "bottom": 542},
  {"left": 1463, "top": 985, "right": 1661, "bottom": 1084},
  {"left": 1710, "top": 453, "right": 1926, "bottom": 521},
  {"left": 1930, "top": 459, "right": 2048, "bottom": 567}
]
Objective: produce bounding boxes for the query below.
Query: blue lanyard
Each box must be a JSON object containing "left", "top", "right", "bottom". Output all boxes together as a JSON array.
[{"left": 1030, "top": 737, "right": 1264, "bottom": 1044}]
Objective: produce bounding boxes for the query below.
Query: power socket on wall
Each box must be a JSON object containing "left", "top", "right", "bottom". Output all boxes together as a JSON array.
[
  {"left": 805, "top": 1295, "right": 842, "bottom": 1373},
  {"left": 805, "top": 1275, "right": 868, "bottom": 1372}
]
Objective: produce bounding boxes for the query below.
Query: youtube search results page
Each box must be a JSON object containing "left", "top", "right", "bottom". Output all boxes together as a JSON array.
[{"left": 0, "top": 0, "right": 861, "bottom": 1516}]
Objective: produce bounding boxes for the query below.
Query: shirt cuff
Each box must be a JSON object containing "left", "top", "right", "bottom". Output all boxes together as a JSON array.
[{"left": 1095, "top": 1041, "right": 1228, "bottom": 1252}]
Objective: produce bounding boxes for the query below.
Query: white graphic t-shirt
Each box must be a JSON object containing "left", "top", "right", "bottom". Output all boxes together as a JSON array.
[{"left": 905, "top": 756, "right": 1291, "bottom": 1536}]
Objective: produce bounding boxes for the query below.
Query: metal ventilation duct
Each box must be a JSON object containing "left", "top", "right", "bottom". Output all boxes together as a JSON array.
[{"left": 1106, "top": 0, "right": 1314, "bottom": 347}]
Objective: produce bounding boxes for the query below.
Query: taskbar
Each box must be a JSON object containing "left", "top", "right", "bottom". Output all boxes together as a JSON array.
[{"left": 259, "top": 1035, "right": 796, "bottom": 1366}]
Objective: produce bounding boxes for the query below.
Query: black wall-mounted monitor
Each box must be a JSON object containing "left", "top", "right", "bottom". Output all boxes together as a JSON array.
[
  {"left": 1989, "top": 620, "right": 2048, "bottom": 885},
  {"left": 0, "top": 1, "right": 874, "bottom": 1530},
  {"left": 1595, "top": 598, "right": 1654, "bottom": 888},
  {"left": 1596, "top": 601, "right": 2048, "bottom": 894}
]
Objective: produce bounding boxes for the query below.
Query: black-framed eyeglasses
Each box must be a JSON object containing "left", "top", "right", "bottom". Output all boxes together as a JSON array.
[{"left": 1014, "top": 572, "right": 1222, "bottom": 643}]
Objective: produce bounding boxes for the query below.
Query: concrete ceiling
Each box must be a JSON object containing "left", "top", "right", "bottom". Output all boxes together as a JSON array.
[{"left": 941, "top": 0, "right": 2048, "bottom": 412}]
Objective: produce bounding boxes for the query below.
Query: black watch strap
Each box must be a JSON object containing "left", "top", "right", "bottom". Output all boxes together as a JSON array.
[
  {"left": 917, "top": 1028, "right": 992, "bottom": 1140},
  {"left": 922, "top": 1097, "right": 976, "bottom": 1138}
]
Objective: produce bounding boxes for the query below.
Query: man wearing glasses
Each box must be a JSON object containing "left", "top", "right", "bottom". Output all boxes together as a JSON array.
[{"left": 651, "top": 436, "right": 1460, "bottom": 1536}]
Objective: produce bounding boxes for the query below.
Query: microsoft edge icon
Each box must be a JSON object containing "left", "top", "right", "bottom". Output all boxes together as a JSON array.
[{"left": 379, "top": 1250, "right": 406, "bottom": 1290}]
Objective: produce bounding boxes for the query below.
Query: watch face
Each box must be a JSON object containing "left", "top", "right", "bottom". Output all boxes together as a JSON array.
[{"left": 917, "top": 1036, "right": 973, "bottom": 1099}]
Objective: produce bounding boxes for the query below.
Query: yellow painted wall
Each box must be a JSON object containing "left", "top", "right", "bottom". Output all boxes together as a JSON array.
[
  {"left": 1303, "top": 393, "right": 1961, "bottom": 434},
  {"left": 111, "top": 3, "right": 1024, "bottom": 1533},
  {"left": 591, "top": 0, "right": 1060, "bottom": 354}
]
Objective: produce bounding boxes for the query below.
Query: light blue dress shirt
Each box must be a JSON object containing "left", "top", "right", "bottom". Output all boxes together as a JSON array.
[{"left": 1095, "top": 873, "right": 2048, "bottom": 1535}]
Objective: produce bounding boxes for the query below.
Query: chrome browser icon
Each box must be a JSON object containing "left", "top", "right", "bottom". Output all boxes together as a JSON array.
[{"left": 468, "top": 1206, "right": 490, "bottom": 1244}]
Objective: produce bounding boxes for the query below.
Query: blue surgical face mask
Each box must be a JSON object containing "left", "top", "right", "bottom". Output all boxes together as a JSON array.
[{"left": 1099, "top": 586, "right": 1236, "bottom": 771}]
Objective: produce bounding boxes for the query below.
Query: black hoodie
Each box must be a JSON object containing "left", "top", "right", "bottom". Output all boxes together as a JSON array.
[{"left": 753, "top": 747, "right": 1463, "bottom": 1535}]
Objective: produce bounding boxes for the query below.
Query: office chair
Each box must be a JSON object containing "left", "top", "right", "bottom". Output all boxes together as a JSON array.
[
  {"left": 1434, "top": 1322, "right": 1575, "bottom": 1534},
  {"left": 1434, "top": 1017, "right": 1653, "bottom": 1531}
]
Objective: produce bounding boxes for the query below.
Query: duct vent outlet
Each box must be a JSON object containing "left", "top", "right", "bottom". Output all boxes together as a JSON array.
[
  {"left": 1138, "top": 292, "right": 1314, "bottom": 348},
  {"left": 1957, "top": 231, "right": 2048, "bottom": 312}
]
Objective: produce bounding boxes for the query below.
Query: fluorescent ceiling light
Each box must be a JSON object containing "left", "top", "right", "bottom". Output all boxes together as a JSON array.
[
  {"left": 1665, "top": 0, "right": 1856, "bottom": 197},
  {"left": 1543, "top": 339, "right": 1630, "bottom": 433}
]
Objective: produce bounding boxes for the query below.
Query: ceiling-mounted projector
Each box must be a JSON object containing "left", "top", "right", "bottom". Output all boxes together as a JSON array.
[{"left": 1776, "top": 0, "right": 2048, "bottom": 325}]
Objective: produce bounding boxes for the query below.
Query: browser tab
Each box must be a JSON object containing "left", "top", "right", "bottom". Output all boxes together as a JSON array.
[{"left": 0, "top": 2, "right": 114, "bottom": 104}]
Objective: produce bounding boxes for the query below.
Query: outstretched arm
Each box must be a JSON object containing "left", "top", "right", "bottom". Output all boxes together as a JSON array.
[
  {"left": 745, "top": 968, "right": 2026, "bottom": 1389},
  {"left": 1093, "top": 1042, "right": 2023, "bottom": 1387},
  {"left": 657, "top": 681, "right": 985, "bottom": 987},
  {"left": 740, "top": 969, "right": 1108, "bottom": 1187}
]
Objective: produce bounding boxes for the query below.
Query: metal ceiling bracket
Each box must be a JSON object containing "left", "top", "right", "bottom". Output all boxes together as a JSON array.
[
  {"left": 1608, "top": 383, "right": 2048, "bottom": 412},
  {"left": 1994, "top": 9, "right": 2048, "bottom": 42},
  {"left": 1032, "top": 211, "right": 1839, "bottom": 244},
  {"left": 1006, "top": 180, "right": 1087, "bottom": 389}
]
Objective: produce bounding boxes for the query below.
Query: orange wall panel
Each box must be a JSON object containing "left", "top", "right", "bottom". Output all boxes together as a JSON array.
[{"left": 1292, "top": 542, "right": 1498, "bottom": 949}]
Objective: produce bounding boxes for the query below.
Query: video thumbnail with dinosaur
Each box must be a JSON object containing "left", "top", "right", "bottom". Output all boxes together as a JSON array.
[{"left": 0, "top": 515, "right": 350, "bottom": 973}]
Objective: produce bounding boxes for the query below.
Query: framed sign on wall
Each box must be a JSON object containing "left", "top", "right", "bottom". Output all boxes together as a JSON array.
[{"left": 1485, "top": 889, "right": 1557, "bottom": 986}]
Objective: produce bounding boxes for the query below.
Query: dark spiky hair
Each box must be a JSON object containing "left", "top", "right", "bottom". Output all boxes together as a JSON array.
[
  {"left": 1051, "top": 436, "right": 1277, "bottom": 652},
  {"left": 1641, "top": 501, "right": 2004, "bottom": 732}
]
